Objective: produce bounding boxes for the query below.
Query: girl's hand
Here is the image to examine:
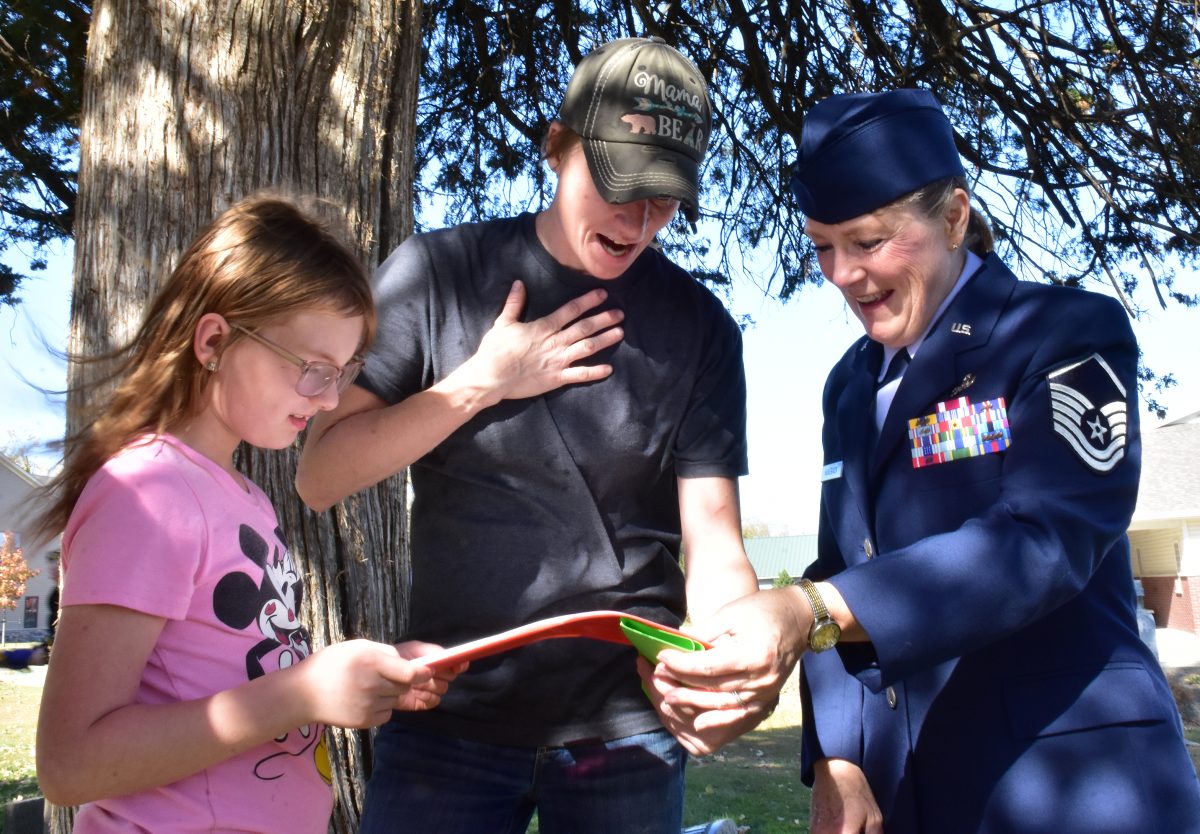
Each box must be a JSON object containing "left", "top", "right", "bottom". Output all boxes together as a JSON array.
[
  {"left": 396, "top": 639, "right": 465, "bottom": 705},
  {"left": 297, "top": 639, "right": 446, "bottom": 729},
  {"left": 38, "top": 608, "right": 452, "bottom": 805},
  {"left": 455, "top": 281, "right": 625, "bottom": 405}
]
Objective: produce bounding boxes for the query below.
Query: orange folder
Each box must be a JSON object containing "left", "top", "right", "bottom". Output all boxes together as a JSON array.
[{"left": 419, "top": 610, "right": 710, "bottom": 671}]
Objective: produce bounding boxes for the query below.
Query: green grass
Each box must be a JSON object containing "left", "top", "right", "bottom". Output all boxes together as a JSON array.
[
  {"left": 3, "top": 668, "right": 811, "bottom": 832},
  {"left": 525, "top": 685, "right": 812, "bottom": 834},
  {"left": 0, "top": 680, "right": 41, "bottom": 809},
  {"left": 681, "top": 707, "right": 810, "bottom": 833},
  {"left": 7, "top": 669, "right": 1197, "bottom": 834}
]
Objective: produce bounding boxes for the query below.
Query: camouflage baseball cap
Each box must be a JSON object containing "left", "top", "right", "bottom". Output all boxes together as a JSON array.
[{"left": 558, "top": 37, "right": 712, "bottom": 223}]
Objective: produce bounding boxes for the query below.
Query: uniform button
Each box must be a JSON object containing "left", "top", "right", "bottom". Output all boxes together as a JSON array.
[
  {"left": 886, "top": 687, "right": 897, "bottom": 709},
  {"left": 864, "top": 538, "right": 874, "bottom": 559}
]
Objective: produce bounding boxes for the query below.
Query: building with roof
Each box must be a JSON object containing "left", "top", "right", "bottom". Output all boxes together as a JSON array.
[
  {"left": 742, "top": 534, "right": 819, "bottom": 589},
  {"left": 1128, "top": 409, "right": 1200, "bottom": 636},
  {"left": 0, "top": 453, "right": 59, "bottom": 641}
]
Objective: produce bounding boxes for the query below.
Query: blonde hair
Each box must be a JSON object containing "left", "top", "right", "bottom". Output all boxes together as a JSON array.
[
  {"left": 30, "top": 194, "right": 375, "bottom": 544},
  {"left": 900, "top": 176, "right": 995, "bottom": 255}
]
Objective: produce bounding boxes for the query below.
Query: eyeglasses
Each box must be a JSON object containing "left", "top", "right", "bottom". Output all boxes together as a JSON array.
[{"left": 229, "top": 323, "right": 363, "bottom": 397}]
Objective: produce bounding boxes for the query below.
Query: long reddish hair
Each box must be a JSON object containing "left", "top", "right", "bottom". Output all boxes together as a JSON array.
[{"left": 29, "top": 194, "right": 375, "bottom": 545}]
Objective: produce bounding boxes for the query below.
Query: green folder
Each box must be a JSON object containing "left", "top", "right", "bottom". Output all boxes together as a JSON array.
[{"left": 619, "top": 616, "right": 707, "bottom": 663}]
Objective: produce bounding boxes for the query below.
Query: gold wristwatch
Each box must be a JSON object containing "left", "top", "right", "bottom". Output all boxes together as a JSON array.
[{"left": 795, "top": 578, "right": 841, "bottom": 652}]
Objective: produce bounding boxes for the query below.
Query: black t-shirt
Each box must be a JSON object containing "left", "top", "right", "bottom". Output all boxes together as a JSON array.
[{"left": 358, "top": 213, "right": 747, "bottom": 745}]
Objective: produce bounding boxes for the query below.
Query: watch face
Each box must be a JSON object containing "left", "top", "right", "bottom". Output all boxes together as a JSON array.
[{"left": 809, "top": 619, "right": 842, "bottom": 653}]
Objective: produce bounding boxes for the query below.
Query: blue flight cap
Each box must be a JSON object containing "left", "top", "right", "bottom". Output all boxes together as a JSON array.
[{"left": 789, "top": 89, "right": 966, "bottom": 224}]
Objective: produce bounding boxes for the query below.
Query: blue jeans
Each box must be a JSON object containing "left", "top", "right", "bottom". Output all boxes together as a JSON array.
[{"left": 359, "top": 724, "right": 687, "bottom": 834}]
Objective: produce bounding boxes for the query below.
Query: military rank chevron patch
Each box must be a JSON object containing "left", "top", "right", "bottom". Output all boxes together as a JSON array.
[{"left": 1047, "top": 353, "right": 1128, "bottom": 473}]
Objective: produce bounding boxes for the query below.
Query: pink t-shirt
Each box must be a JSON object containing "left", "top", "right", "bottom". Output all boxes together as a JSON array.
[{"left": 61, "top": 435, "right": 333, "bottom": 833}]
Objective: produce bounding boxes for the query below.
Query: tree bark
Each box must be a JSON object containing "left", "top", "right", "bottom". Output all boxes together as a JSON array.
[{"left": 53, "top": 1, "right": 421, "bottom": 831}]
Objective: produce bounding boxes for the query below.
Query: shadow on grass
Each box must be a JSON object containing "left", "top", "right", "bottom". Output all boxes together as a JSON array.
[{"left": 684, "top": 722, "right": 810, "bottom": 834}]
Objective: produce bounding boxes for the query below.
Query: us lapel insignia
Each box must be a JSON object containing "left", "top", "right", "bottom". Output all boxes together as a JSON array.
[
  {"left": 908, "top": 396, "right": 1012, "bottom": 469},
  {"left": 1047, "top": 353, "right": 1127, "bottom": 473},
  {"left": 951, "top": 322, "right": 972, "bottom": 336}
]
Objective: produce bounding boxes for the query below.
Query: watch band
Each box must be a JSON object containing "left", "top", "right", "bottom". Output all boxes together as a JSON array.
[
  {"left": 795, "top": 577, "right": 841, "bottom": 652},
  {"left": 796, "top": 578, "right": 830, "bottom": 622}
]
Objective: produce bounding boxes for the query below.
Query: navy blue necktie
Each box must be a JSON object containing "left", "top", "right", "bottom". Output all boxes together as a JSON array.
[{"left": 877, "top": 348, "right": 910, "bottom": 390}]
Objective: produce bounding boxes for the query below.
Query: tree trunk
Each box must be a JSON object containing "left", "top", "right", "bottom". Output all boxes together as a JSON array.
[{"left": 53, "top": 1, "right": 421, "bottom": 831}]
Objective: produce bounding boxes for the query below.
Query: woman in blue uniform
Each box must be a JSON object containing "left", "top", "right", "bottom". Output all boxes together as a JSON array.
[{"left": 646, "top": 89, "right": 1200, "bottom": 833}]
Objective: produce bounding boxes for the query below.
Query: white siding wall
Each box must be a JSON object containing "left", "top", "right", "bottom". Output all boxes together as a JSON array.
[
  {"left": 0, "top": 459, "right": 59, "bottom": 634},
  {"left": 1130, "top": 526, "right": 1183, "bottom": 577},
  {"left": 1181, "top": 519, "right": 1200, "bottom": 577}
]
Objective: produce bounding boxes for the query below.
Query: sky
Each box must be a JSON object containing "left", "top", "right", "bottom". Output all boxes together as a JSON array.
[
  {"left": 3, "top": 240, "right": 1199, "bottom": 535},
  {"left": 1, "top": 243, "right": 70, "bottom": 466}
]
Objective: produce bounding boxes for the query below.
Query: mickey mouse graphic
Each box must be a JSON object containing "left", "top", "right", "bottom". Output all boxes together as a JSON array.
[
  {"left": 213, "top": 524, "right": 311, "bottom": 679},
  {"left": 213, "top": 524, "right": 330, "bottom": 783}
]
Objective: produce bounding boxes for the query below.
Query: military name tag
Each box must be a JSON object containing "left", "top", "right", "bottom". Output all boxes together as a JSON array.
[
  {"left": 908, "top": 396, "right": 1012, "bottom": 469},
  {"left": 821, "top": 461, "right": 844, "bottom": 481}
]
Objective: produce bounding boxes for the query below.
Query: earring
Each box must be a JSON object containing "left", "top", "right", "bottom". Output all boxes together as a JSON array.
[
  {"left": 206, "top": 359, "right": 218, "bottom": 372},
  {"left": 950, "top": 242, "right": 960, "bottom": 251}
]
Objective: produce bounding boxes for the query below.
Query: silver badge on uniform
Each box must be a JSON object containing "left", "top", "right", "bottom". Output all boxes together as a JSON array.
[
  {"left": 949, "top": 372, "right": 976, "bottom": 397},
  {"left": 1047, "top": 353, "right": 1127, "bottom": 473}
]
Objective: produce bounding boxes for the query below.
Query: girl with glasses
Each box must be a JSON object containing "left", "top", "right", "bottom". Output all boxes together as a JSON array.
[{"left": 30, "top": 195, "right": 462, "bottom": 834}]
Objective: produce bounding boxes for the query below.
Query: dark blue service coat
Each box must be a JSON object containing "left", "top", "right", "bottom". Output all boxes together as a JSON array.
[{"left": 801, "top": 254, "right": 1200, "bottom": 833}]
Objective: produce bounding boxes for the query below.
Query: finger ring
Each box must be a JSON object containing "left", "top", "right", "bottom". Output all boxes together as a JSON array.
[{"left": 733, "top": 690, "right": 747, "bottom": 709}]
